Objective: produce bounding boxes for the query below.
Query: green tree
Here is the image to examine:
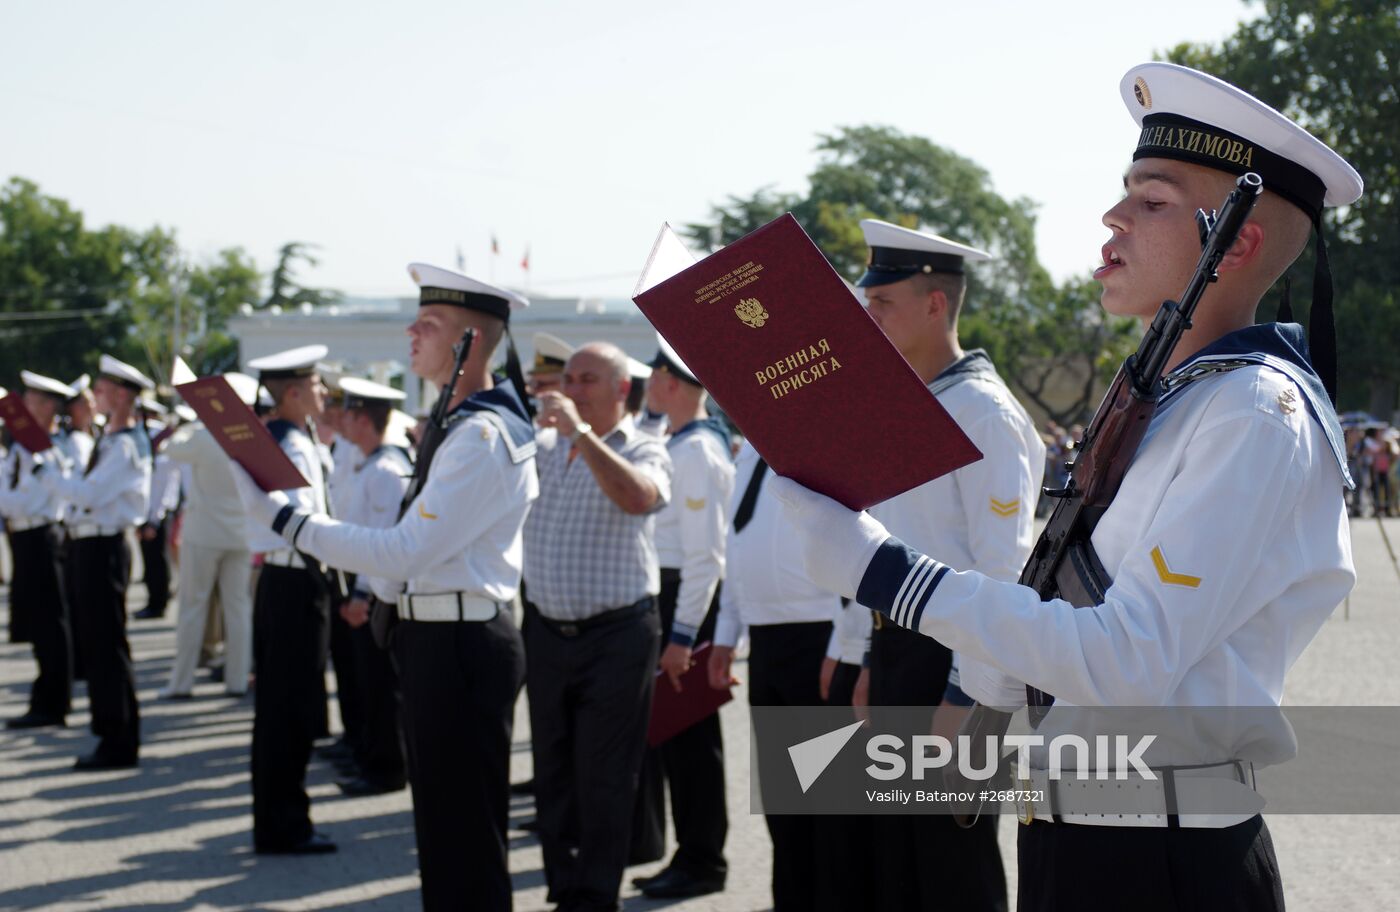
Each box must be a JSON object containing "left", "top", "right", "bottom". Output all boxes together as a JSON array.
[
  {"left": 0, "top": 177, "right": 137, "bottom": 385},
  {"left": 264, "top": 241, "right": 340, "bottom": 309},
  {"left": 1165, "top": 0, "right": 1400, "bottom": 413},
  {"left": 686, "top": 126, "right": 1134, "bottom": 422}
]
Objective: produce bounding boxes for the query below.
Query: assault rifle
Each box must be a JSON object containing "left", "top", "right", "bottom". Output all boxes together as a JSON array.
[
  {"left": 949, "top": 172, "right": 1263, "bottom": 826},
  {"left": 367, "top": 326, "right": 477, "bottom": 647}
]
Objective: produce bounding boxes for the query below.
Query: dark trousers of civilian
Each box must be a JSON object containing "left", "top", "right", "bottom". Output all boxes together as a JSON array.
[
  {"left": 329, "top": 599, "right": 365, "bottom": 753},
  {"left": 394, "top": 610, "right": 524, "bottom": 912},
  {"left": 10, "top": 525, "right": 72, "bottom": 718},
  {"left": 747, "top": 620, "right": 831, "bottom": 912},
  {"left": 71, "top": 534, "right": 140, "bottom": 761},
  {"left": 251, "top": 564, "right": 328, "bottom": 849},
  {"left": 869, "top": 621, "right": 1006, "bottom": 911},
  {"left": 1017, "top": 815, "right": 1283, "bottom": 911},
  {"left": 138, "top": 516, "right": 171, "bottom": 616},
  {"left": 811, "top": 660, "right": 875, "bottom": 911},
  {"left": 64, "top": 535, "right": 86, "bottom": 680},
  {"left": 528, "top": 600, "right": 660, "bottom": 912},
  {"left": 355, "top": 601, "right": 405, "bottom": 788}
]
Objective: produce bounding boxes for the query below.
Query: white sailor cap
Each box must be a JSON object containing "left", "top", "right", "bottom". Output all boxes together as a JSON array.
[
  {"left": 627, "top": 357, "right": 653, "bottom": 381},
  {"left": 339, "top": 376, "right": 406, "bottom": 409},
  {"left": 99, "top": 354, "right": 156, "bottom": 392},
  {"left": 408, "top": 263, "right": 528, "bottom": 323},
  {"left": 648, "top": 333, "right": 699, "bottom": 387},
  {"left": 1121, "top": 62, "right": 1362, "bottom": 219},
  {"left": 19, "top": 371, "right": 77, "bottom": 400},
  {"left": 531, "top": 332, "right": 575, "bottom": 374},
  {"left": 856, "top": 219, "right": 992, "bottom": 288},
  {"left": 174, "top": 404, "right": 196, "bottom": 423},
  {"left": 223, "top": 372, "right": 261, "bottom": 408},
  {"left": 138, "top": 396, "right": 169, "bottom": 416},
  {"left": 69, "top": 373, "right": 91, "bottom": 398},
  {"left": 246, "top": 345, "right": 329, "bottom": 381}
]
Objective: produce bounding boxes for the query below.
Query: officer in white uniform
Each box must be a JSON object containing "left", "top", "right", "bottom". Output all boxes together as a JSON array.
[
  {"left": 241, "top": 344, "right": 334, "bottom": 854},
  {"left": 706, "top": 439, "right": 843, "bottom": 911},
  {"left": 850, "top": 220, "right": 1044, "bottom": 911},
  {"left": 136, "top": 399, "right": 181, "bottom": 620},
  {"left": 632, "top": 334, "right": 735, "bottom": 899},
  {"left": 232, "top": 265, "right": 537, "bottom": 911},
  {"left": 1, "top": 372, "right": 78, "bottom": 729},
  {"left": 40, "top": 355, "right": 153, "bottom": 769},
  {"left": 60, "top": 373, "right": 98, "bottom": 682},
  {"left": 330, "top": 375, "right": 413, "bottom": 797},
  {"left": 772, "top": 62, "right": 1362, "bottom": 910}
]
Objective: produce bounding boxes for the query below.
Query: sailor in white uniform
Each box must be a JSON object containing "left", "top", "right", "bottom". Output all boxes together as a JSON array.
[
  {"left": 329, "top": 376, "right": 413, "bottom": 797},
  {"left": 39, "top": 355, "right": 154, "bottom": 769},
  {"left": 772, "top": 62, "right": 1363, "bottom": 911},
  {"left": 241, "top": 344, "right": 335, "bottom": 855},
  {"left": 232, "top": 265, "right": 537, "bottom": 911},
  {"left": 847, "top": 220, "right": 1044, "bottom": 911},
  {"left": 0, "top": 372, "right": 78, "bottom": 729},
  {"left": 632, "top": 334, "right": 735, "bottom": 899}
]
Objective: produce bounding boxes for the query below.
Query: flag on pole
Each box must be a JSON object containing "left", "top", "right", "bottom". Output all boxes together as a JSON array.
[
  {"left": 456, "top": 245, "right": 466, "bottom": 272},
  {"left": 521, "top": 246, "right": 531, "bottom": 271},
  {"left": 491, "top": 234, "right": 500, "bottom": 255}
]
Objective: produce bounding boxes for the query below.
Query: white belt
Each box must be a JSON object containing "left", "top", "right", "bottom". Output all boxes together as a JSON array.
[
  {"left": 68, "top": 522, "right": 123, "bottom": 539},
  {"left": 1018, "top": 761, "right": 1260, "bottom": 829},
  {"left": 263, "top": 549, "right": 307, "bottom": 569},
  {"left": 7, "top": 516, "right": 57, "bottom": 533},
  {"left": 397, "top": 592, "right": 501, "bottom": 623}
]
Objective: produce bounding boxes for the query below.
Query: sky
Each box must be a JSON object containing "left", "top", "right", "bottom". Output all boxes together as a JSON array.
[{"left": 1, "top": 0, "right": 1255, "bottom": 301}]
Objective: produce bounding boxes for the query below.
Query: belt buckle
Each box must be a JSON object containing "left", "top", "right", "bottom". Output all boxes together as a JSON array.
[
  {"left": 558, "top": 622, "right": 579, "bottom": 638},
  {"left": 1017, "top": 774, "right": 1035, "bottom": 825}
]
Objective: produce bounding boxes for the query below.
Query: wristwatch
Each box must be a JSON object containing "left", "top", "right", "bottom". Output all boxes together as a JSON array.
[{"left": 567, "top": 422, "right": 593, "bottom": 444}]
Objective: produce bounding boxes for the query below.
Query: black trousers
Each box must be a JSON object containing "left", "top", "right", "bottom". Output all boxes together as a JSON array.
[
  {"left": 138, "top": 516, "right": 171, "bottom": 616},
  {"left": 528, "top": 600, "right": 660, "bottom": 912},
  {"left": 355, "top": 602, "right": 405, "bottom": 787},
  {"left": 63, "top": 535, "right": 86, "bottom": 680},
  {"left": 633, "top": 570, "right": 728, "bottom": 878},
  {"left": 7, "top": 531, "right": 32, "bottom": 643},
  {"left": 394, "top": 610, "right": 524, "bottom": 912},
  {"left": 329, "top": 598, "right": 365, "bottom": 752},
  {"left": 868, "top": 621, "right": 1007, "bottom": 911},
  {"left": 10, "top": 525, "right": 72, "bottom": 718},
  {"left": 747, "top": 620, "right": 831, "bottom": 912},
  {"left": 251, "top": 564, "right": 329, "bottom": 849},
  {"left": 71, "top": 534, "right": 140, "bottom": 760},
  {"left": 812, "top": 661, "right": 876, "bottom": 912},
  {"left": 1017, "top": 815, "right": 1284, "bottom": 911}
]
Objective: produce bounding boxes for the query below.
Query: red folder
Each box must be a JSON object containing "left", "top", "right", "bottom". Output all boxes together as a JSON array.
[
  {"left": 648, "top": 643, "right": 733, "bottom": 748},
  {"left": 0, "top": 395, "right": 54, "bottom": 453},
  {"left": 633, "top": 215, "right": 982, "bottom": 510},
  {"left": 175, "top": 376, "right": 308, "bottom": 492}
]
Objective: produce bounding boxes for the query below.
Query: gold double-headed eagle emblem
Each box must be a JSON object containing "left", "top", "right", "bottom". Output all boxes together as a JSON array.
[{"left": 734, "top": 297, "right": 769, "bottom": 328}]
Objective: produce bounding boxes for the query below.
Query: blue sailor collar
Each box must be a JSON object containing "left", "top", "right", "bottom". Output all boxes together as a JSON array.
[
  {"left": 668, "top": 415, "right": 732, "bottom": 452},
  {"left": 266, "top": 418, "right": 310, "bottom": 447},
  {"left": 928, "top": 349, "right": 1002, "bottom": 396},
  {"left": 1161, "top": 322, "right": 1353, "bottom": 489},
  {"left": 449, "top": 378, "right": 536, "bottom": 465}
]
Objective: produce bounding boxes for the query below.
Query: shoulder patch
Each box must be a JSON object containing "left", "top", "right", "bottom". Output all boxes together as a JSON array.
[
  {"left": 1150, "top": 545, "right": 1201, "bottom": 589},
  {"left": 989, "top": 497, "right": 1020, "bottom": 517},
  {"left": 684, "top": 497, "right": 706, "bottom": 511}
]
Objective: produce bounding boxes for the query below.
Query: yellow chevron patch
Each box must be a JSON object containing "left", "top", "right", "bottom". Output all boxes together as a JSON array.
[
  {"left": 684, "top": 497, "right": 706, "bottom": 511},
  {"left": 1150, "top": 546, "right": 1201, "bottom": 588},
  {"left": 989, "top": 497, "right": 1020, "bottom": 517},
  {"left": 417, "top": 502, "right": 438, "bottom": 521}
]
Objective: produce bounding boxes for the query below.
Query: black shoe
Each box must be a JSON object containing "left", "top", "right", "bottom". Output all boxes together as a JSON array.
[
  {"left": 255, "top": 832, "right": 338, "bottom": 855},
  {"left": 631, "top": 869, "right": 664, "bottom": 889},
  {"left": 335, "top": 776, "right": 405, "bottom": 797},
  {"left": 510, "top": 777, "right": 535, "bottom": 796},
  {"left": 74, "top": 750, "right": 138, "bottom": 770},
  {"left": 208, "top": 665, "right": 225, "bottom": 683},
  {"left": 639, "top": 868, "right": 725, "bottom": 899},
  {"left": 317, "top": 739, "right": 354, "bottom": 762},
  {"left": 6, "top": 712, "right": 65, "bottom": 730},
  {"left": 134, "top": 606, "right": 165, "bottom": 620}
]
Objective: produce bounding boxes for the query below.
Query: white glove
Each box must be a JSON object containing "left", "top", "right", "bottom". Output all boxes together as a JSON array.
[
  {"left": 228, "top": 461, "right": 291, "bottom": 531},
  {"left": 955, "top": 654, "right": 1028, "bottom": 712},
  {"left": 768, "top": 475, "right": 891, "bottom": 600}
]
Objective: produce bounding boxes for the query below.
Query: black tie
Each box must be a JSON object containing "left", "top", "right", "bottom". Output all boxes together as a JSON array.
[{"left": 732, "top": 457, "right": 768, "bottom": 533}]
